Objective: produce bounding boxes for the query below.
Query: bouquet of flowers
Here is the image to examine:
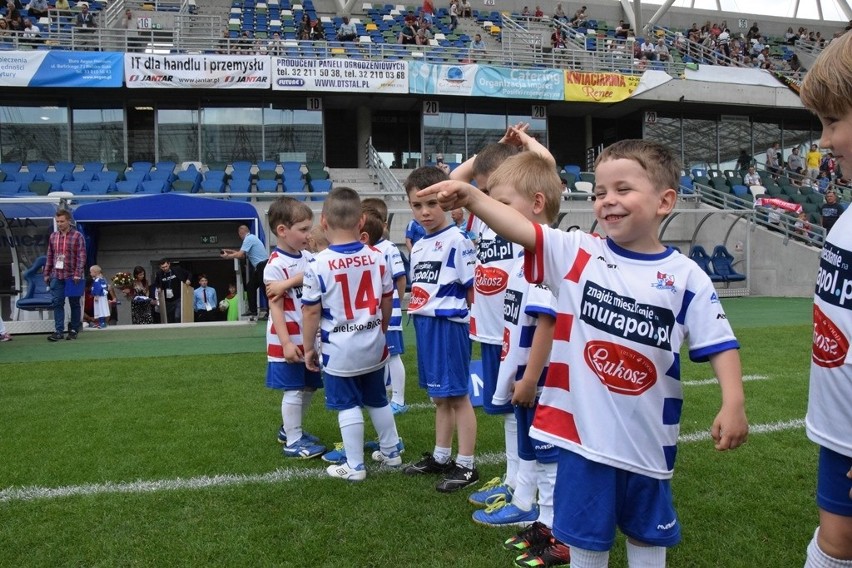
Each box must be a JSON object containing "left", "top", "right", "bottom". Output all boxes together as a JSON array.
[{"left": 112, "top": 272, "right": 134, "bottom": 289}]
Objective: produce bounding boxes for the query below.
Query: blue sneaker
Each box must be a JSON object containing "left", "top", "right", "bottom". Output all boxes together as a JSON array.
[
  {"left": 390, "top": 401, "right": 409, "bottom": 415},
  {"left": 472, "top": 495, "right": 539, "bottom": 527},
  {"left": 277, "top": 426, "right": 320, "bottom": 445},
  {"left": 469, "top": 476, "right": 512, "bottom": 506},
  {"left": 364, "top": 437, "right": 405, "bottom": 454},
  {"left": 321, "top": 442, "right": 347, "bottom": 464},
  {"left": 282, "top": 437, "right": 326, "bottom": 459}
]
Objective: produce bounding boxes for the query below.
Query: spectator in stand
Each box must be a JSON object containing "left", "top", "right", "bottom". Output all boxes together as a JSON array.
[
  {"left": 267, "top": 31, "right": 284, "bottom": 55},
  {"left": 743, "top": 166, "right": 762, "bottom": 187},
  {"left": 76, "top": 2, "right": 96, "bottom": 30},
  {"left": 415, "top": 26, "right": 431, "bottom": 45},
  {"left": 297, "top": 12, "right": 310, "bottom": 36},
  {"left": 308, "top": 19, "right": 324, "bottom": 40},
  {"left": 785, "top": 26, "right": 797, "bottom": 45},
  {"left": 639, "top": 36, "right": 656, "bottom": 60},
  {"left": 794, "top": 211, "right": 814, "bottom": 240},
  {"left": 533, "top": 5, "right": 543, "bottom": 19},
  {"left": 550, "top": 26, "right": 566, "bottom": 49},
  {"left": 822, "top": 152, "right": 838, "bottom": 179},
  {"left": 6, "top": 6, "right": 22, "bottom": 31},
  {"left": 520, "top": 5, "right": 530, "bottom": 18},
  {"left": 25, "top": 0, "right": 48, "bottom": 19},
  {"left": 735, "top": 149, "right": 752, "bottom": 174},
  {"left": 470, "top": 32, "right": 485, "bottom": 51},
  {"left": 336, "top": 16, "right": 357, "bottom": 41},
  {"left": 21, "top": 17, "right": 40, "bottom": 44},
  {"left": 54, "top": 0, "right": 70, "bottom": 9},
  {"left": 448, "top": 0, "right": 458, "bottom": 31},
  {"left": 787, "top": 147, "right": 804, "bottom": 176},
  {"left": 656, "top": 38, "right": 670, "bottom": 62},
  {"left": 553, "top": 3, "right": 566, "bottom": 22},
  {"left": 422, "top": 0, "right": 434, "bottom": 23},
  {"left": 398, "top": 19, "right": 416, "bottom": 44},
  {"left": 766, "top": 142, "right": 781, "bottom": 177},
  {"left": 717, "top": 27, "right": 731, "bottom": 57},
  {"left": 570, "top": 5, "right": 587, "bottom": 27},
  {"left": 805, "top": 144, "right": 822, "bottom": 179},
  {"left": 817, "top": 171, "right": 832, "bottom": 193},
  {"left": 746, "top": 21, "right": 760, "bottom": 41},
  {"left": 0, "top": 19, "right": 8, "bottom": 35},
  {"left": 614, "top": 20, "right": 628, "bottom": 39},
  {"left": 789, "top": 53, "right": 802, "bottom": 74},
  {"left": 460, "top": 0, "right": 471, "bottom": 18},
  {"left": 820, "top": 189, "right": 843, "bottom": 233}
]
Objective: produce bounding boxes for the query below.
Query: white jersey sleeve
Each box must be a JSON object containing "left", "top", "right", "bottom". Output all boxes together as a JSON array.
[{"left": 375, "top": 238, "right": 406, "bottom": 332}]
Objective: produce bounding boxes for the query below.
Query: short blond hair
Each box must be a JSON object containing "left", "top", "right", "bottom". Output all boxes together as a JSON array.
[
  {"left": 486, "top": 153, "right": 562, "bottom": 223},
  {"left": 801, "top": 31, "right": 852, "bottom": 118}
]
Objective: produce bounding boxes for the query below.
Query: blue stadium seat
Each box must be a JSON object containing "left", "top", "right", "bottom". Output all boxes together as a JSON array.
[
  {"left": 15, "top": 256, "right": 53, "bottom": 316},
  {"left": 256, "top": 179, "right": 278, "bottom": 193},
  {"left": 60, "top": 180, "right": 86, "bottom": 195},
  {"left": 711, "top": 245, "right": 746, "bottom": 283},
  {"left": 0, "top": 180, "right": 22, "bottom": 195},
  {"left": 688, "top": 245, "right": 723, "bottom": 282},
  {"left": 139, "top": 180, "right": 166, "bottom": 194},
  {"left": 114, "top": 180, "right": 140, "bottom": 194},
  {"left": 26, "top": 161, "right": 49, "bottom": 179},
  {"left": 83, "top": 161, "right": 105, "bottom": 173},
  {"left": 43, "top": 171, "right": 69, "bottom": 191},
  {"left": 200, "top": 178, "right": 225, "bottom": 193}
]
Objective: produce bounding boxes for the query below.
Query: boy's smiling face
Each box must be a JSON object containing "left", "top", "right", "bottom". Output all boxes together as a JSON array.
[
  {"left": 817, "top": 109, "right": 852, "bottom": 176},
  {"left": 592, "top": 158, "right": 676, "bottom": 254}
]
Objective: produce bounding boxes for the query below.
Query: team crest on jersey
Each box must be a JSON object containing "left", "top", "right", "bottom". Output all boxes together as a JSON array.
[
  {"left": 651, "top": 271, "right": 676, "bottom": 292},
  {"left": 433, "top": 240, "right": 444, "bottom": 252}
]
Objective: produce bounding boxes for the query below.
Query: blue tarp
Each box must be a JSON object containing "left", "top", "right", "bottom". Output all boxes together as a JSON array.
[{"left": 73, "top": 193, "right": 265, "bottom": 242}]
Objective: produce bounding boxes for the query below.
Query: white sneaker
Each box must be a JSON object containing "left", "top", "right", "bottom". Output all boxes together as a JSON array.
[
  {"left": 371, "top": 450, "right": 402, "bottom": 467},
  {"left": 326, "top": 462, "right": 367, "bottom": 481}
]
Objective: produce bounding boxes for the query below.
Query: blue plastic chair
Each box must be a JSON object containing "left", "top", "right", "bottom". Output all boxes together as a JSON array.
[
  {"left": 82, "top": 161, "right": 105, "bottom": 173},
  {"left": 139, "top": 180, "right": 166, "bottom": 194},
  {"left": 60, "top": 180, "right": 86, "bottom": 195},
  {"left": 688, "top": 245, "right": 724, "bottom": 282},
  {"left": 26, "top": 161, "right": 49, "bottom": 179},
  {"left": 114, "top": 180, "right": 139, "bottom": 194},
  {"left": 711, "top": 245, "right": 746, "bottom": 283},
  {"left": 0, "top": 180, "right": 22, "bottom": 195},
  {"left": 15, "top": 256, "right": 53, "bottom": 316},
  {"left": 256, "top": 179, "right": 278, "bottom": 193},
  {"left": 200, "top": 178, "right": 225, "bottom": 193}
]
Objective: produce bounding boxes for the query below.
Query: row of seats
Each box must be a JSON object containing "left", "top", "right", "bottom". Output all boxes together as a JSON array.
[{"left": 688, "top": 245, "right": 745, "bottom": 284}]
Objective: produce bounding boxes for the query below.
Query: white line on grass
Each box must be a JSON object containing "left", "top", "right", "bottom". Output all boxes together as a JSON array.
[
  {"left": 0, "top": 417, "right": 805, "bottom": 503},
  {"left": 683, "top": 374, "right": 768, "bottom": 386}
]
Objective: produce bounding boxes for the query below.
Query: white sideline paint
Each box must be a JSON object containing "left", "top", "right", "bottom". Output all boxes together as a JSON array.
[
  {"left": 0, "top": 418, "right": 806, "bottom": 504},
  {"left": 683, "top": 374, "right": 768, "bottom": 387}
]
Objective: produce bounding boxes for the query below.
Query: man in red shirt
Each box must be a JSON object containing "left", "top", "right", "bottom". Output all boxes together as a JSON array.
[{"left": 44, "top": 209, "right": 87, "bottom": 341}]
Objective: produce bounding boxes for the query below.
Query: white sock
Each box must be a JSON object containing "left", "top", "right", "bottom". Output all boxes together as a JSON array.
[
  {"left": 512, "top": 458, "right": 537, "bottom": 511},
  {"left": 536, "top": 461, "right": 557, "bottom": 528},
  {"left": 387, "top": 355, "right": 406, "bottom": 406},
  {"left": 504, "top": 413, "right": 519, "bottom": 489},
  {"left": 626, "top": 541, "right": 666, "bottom": 568},
  {"left": 806, "top": 528, "right": 852, "bottom": 567},
  {"left": 456, "top": 454, "right": 475, "bottom": 469},
  {"left": 433, "top": 446, "right": 452, "bottom": 464},
  {"left": 570, "top": 546, "right": 609, "bottom": 568},
  {"left": 300, "top": 389, "right": 314, "bottom": 422},
  {"left": 282, "top": 390, "right": 303, "bottom": 444},
  {"left": 338, "top": 407, "right": 364, "bottom": 468},
  {"left": 366, "top": 404, "right": 399, "bottom": 454}
]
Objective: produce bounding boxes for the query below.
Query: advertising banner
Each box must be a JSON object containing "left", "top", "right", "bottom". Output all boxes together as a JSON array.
[
  {"left": 0, "top": 50, "right": 123, "bottom": 87},
  {"left": 564, "top": 71, "right": 641, "bottom": 103},
  {"left": 409, "top": 61, "right": 563, "bottom": 100},
  {"left": 124, "top": 54, "right": 270, "bottom": 88},
  {"left": 272, "top": 57, "right": 408, "bottom": 93}
]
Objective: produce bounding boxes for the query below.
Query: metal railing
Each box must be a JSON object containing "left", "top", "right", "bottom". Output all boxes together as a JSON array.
[{"left": 365, "top": 137, "right": 405, "bottom": 198}]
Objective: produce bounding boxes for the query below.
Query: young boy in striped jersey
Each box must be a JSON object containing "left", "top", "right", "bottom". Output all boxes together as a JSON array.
[
  {"left": 263, "top": 197, "right": 326, "bottom": 460},
  {"left": 302, "top": 187, "right": 402, "bottom": 481}
]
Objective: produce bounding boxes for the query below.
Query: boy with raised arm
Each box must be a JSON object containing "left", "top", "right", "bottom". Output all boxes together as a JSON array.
[
  {"left": 301, "top": 187, "right": 402, "bottom": 482},
  {"left": 421, "top": 137, "right": 748, "bottom": 568}
]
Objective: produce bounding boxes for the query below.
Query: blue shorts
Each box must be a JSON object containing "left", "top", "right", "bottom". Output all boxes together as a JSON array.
[
  {"left": 817, "top": 446, "right": 852, "bottom": 516},
  {"left": 480, "top": 342, "right": 513, "bottom": 415},
  {"left": 386, "top": 330, "right": 405, "bottom": 356},
  {"left": 324, "top": 366, "right": 388, "bottom": 410},
  {"left": 266, "top": 361, "right": 323, "bottom": 390},
  {"left": 515, "top": 404, "right": 558, "bottom": 463},
  {"left": 413, "top": 315, "right": 470, "bottom": 398},
  {"left": 552, "top": 449, "right": 681, "bottom": 551}
]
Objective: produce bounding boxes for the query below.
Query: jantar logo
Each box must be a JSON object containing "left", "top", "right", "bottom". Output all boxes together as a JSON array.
[
  {"left": 408, "top": 286, "right": 430, "bottom": 311},
  {"left": 584, "top": 340, "right": 657, "bottom": 395},
  {"left": 813, "top": 304, "right": 848, "bottom": 368},
  {"left": 475, "top": 265, "right": 508, "bottom": 295}
]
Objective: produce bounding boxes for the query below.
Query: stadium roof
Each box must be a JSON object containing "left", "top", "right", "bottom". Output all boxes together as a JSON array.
[{"left": 639, "top": 0, "right": 851, "bottom": 22}]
